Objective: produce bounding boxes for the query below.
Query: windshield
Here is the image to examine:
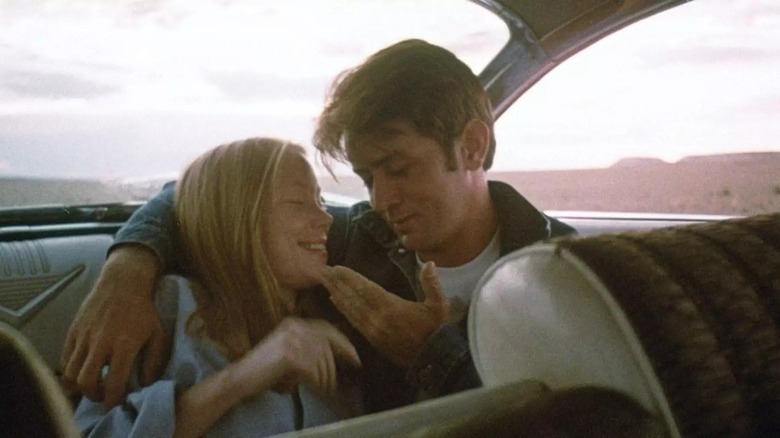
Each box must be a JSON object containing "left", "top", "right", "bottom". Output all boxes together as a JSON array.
[
  {"left": 0, "top": 0, "right": 507, "bottom": 208},
  {"left": 2, "top": 0, "right": 778, "bottom": 217}
]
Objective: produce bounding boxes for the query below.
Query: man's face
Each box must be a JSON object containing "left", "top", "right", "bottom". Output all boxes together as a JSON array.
[
  {"left": 264, "top": 150, "right": 332, "bottom": 293},
  {"left": 347, "top": 120, "right": 471, "bottom": 260}
]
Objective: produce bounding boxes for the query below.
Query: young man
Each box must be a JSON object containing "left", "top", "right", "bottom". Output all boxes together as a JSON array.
[{"left": 61, "top": 39, "right": 575, "bottom": 413}]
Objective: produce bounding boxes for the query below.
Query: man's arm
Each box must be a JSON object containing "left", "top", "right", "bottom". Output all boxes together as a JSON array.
[
  {"left": 406, "top": 324, "right": 481, "bottom": 396},
  {"left": 61, "top": 183, "right": 178, "bottom": 408},
  {"left": 113, "top": 181, "right": 180, "bottom": 272}
]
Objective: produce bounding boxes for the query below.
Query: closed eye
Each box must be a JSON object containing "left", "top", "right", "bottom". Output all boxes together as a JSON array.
[{"left": 386, "top": 165, "right": 407, "bottom": 177}]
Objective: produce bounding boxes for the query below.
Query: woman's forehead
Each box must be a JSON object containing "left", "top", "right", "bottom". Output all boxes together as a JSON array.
[{"left": 275, "top": 150, "right": 317, "bottom": 189}]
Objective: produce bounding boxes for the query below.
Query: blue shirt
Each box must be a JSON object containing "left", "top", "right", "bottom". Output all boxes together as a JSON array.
[{"left": 75, "top": 275, "right": 363, "bottom": 437}]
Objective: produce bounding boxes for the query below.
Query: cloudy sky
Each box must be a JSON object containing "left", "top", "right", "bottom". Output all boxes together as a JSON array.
[
  {"left": 494, "top": 0, "right": 780, "bottom": 170},
  {"left": 0, "top": 0, "right": 778, "bottom": 181}
]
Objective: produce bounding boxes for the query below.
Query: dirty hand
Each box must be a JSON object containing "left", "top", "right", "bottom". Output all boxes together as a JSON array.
[
  {"left": 321, "top": 261, "right": 450, "bottom": 367},
  {"left": 60, "top": 245, "right": 168, "bottom": 409}
]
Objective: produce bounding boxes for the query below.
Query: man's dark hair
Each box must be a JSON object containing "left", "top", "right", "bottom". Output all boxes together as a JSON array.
[{"left": 314, "top": 39, "right": 495, "bottom": 171}]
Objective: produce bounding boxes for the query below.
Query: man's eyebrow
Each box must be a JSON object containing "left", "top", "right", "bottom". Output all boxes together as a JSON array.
[
  {"left": 349, "top": 125, "right": 406, "bottom": 174},
  {"left": 352, "top": 154, "right": 391, "bottom": 176}
]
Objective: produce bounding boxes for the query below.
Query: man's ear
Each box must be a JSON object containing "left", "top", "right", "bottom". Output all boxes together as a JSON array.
[{"left": 459, "top": 119, "right": 490, "bottom": 171}]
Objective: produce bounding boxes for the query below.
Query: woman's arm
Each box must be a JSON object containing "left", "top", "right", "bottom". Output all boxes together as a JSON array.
[{"left": 175, "top": 317, "right": 361, "bottom": 438}]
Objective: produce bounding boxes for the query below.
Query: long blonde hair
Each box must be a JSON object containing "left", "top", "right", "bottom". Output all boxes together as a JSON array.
[{"left": 175, "top": 137, "right": 305, "bottom": 361}]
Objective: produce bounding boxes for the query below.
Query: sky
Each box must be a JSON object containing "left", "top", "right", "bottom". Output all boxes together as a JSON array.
[
  {"left": 0, "top": 0, "right": 778, "bottom": 181},
  {"left": 493, "top": 0, "right": 780, "bottom": 170}
]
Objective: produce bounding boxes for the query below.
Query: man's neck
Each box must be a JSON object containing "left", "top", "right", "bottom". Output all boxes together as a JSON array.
[{"left": 419, "top": 183, "right": 497, "bottom": 267}]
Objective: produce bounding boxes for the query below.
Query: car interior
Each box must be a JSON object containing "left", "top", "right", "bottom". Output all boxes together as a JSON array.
[
  {"left": 1, "top": 0, "right": 778, "bottom": 437},
  {"left": 3, "top": 212, "right": 778, "bottom": 437}
]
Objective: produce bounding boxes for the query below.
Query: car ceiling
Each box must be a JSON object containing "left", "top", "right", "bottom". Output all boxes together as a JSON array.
[{"left": 472, "top": 0, "right": 691, "bottom": 116}]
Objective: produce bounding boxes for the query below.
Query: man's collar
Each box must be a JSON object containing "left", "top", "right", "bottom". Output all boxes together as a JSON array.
[
  {"left": 487, "top": 180, "right": 553, "bottom": 254},
  {"left": 352, "top": 202, "right": 401, "bottom": 250}
]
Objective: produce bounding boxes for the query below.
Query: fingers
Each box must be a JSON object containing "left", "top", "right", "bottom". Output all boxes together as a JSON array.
[
  {"left": 325, "top": 266, "right": 368, "bottom": 290},
  {"left": 291, "top": 319, "right": 360, "bottom": 395},
  {"left": 302, "top": 349, "right": 335, "bottom": 395},
  {"left": 320, "top": 268, "right": 370, "bottom": 322},
  {"left": 140, "top": 327, "right": 168, "bottom": 386},
  {"left": 304, "top": 319, "right": 360, "bottom": 367},
  {"left": 320, "top": 267, "right": 355, "bottom": 300},
  {"left": 75, "top": 339, "right": 110, "bottom": 402},
  {"left": 324, "top": 266, "right": 379, "bottom": 302},
  {"left": 61, "top": 333, "right": 87, "bottom": 391},
  {"left": 324, "top": 292, "right": 375, "bottom": 342},
  {"left": 322, "top": 324, "right": 362, "bottom": 369},
  {"left": 327, "top": 288, "right": 362, "bottom": 319},
  {"left": 102, "top": 348, "right": 135, "bottom": 409},
  {"left": 60, "top": 325, "right": 78, "bottom": 374},
  {"left": 419, "top": 261, "right": 449, "bottom": 311},
  {"left": 322, "top": 345, "right": 335, "bottom": 394},
  {"left": 316, "top": 325, "right": 354, "bottom": 394},
  {"left": 322, "top": 266, "right": 388, "bottom": 316}
]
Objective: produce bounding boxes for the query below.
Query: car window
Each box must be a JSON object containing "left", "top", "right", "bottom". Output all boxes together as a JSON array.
[
  {"left": 492, "top": 0, "right": 780, "bottom": 216},
  {"left": 0, "top": 0, "right": 507, "bottom": 209}
]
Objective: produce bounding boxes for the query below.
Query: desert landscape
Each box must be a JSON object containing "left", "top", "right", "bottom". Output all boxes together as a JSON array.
[
  {"left": 319, "top": 152, "right": 780, "bottom": 216},
  {"left": 2, "top": 152, "right": 779, "bottom": 216}
]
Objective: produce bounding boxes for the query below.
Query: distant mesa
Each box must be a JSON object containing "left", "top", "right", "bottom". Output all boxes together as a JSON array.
[
  {"left": 678, "top": 152, "right": 780, "bottom": 165},
  {"left": 611, "top": 152, "right": 780, "bottom": 168},
  {"left": 611, "top": 157, "right": 668, "bottom": 168}
]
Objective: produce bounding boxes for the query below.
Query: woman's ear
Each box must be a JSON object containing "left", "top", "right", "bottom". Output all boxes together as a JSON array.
[{"left": 459, "top": 119, "right": 490, "bottom": 171}]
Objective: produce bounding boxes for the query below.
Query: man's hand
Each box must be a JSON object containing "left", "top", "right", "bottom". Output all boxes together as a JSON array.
[
  {"left": 321, "top": 261, "right": 450, "bottom": 367},
  {"left": 60, "top": 245, "right": 168, "bottom": 409}
]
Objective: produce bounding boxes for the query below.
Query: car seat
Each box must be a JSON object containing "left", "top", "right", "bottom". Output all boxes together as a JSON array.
[{"left": 469, "top": 213, "right": 780, "bottom": 437}]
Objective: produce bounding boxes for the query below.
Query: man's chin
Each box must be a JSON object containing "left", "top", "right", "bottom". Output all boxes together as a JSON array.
[{"left": 399, "top": 233, "right": 426, "bottom": 252}]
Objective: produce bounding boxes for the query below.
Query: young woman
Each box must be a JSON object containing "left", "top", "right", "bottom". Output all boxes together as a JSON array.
[{"left": 75, "top": 138, "right": 363, "bottom": 437}]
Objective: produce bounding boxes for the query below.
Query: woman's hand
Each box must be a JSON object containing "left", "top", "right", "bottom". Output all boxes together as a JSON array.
[
  {"left": 174, "top": 317, "right": 360, "bottom": 438},
  {"left": 233, "top": 318, "right": 361, "bottom": 398}
]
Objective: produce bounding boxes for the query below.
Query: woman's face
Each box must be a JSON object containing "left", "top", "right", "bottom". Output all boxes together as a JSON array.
[{"left": 264, "top": 150, "right": 332, "bottom": 293}]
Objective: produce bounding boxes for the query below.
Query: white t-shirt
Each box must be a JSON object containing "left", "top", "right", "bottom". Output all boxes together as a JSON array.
[{"left": 416, "top": 230, "right": 501, "bottom": 322}]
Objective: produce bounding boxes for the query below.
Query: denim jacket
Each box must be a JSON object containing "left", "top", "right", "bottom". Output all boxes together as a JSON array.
[{"left": 114, "top": 180, "right": 575, "bottom": 413}]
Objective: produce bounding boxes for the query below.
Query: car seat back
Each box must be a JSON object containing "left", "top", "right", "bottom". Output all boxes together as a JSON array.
[
  {"left": 469, "top": 213, "right": 780, "bottom": 437},
  {"left": 0, "top": 235, "right": 112, "bottom": 373},
  {"left": 0, "top": 321, "right": 80, "bottom": 437}
]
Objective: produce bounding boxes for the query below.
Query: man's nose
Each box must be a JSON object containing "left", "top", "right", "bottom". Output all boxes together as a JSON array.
[{"left": 371, "top": 174, "right": 400, "bottom": 215}]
